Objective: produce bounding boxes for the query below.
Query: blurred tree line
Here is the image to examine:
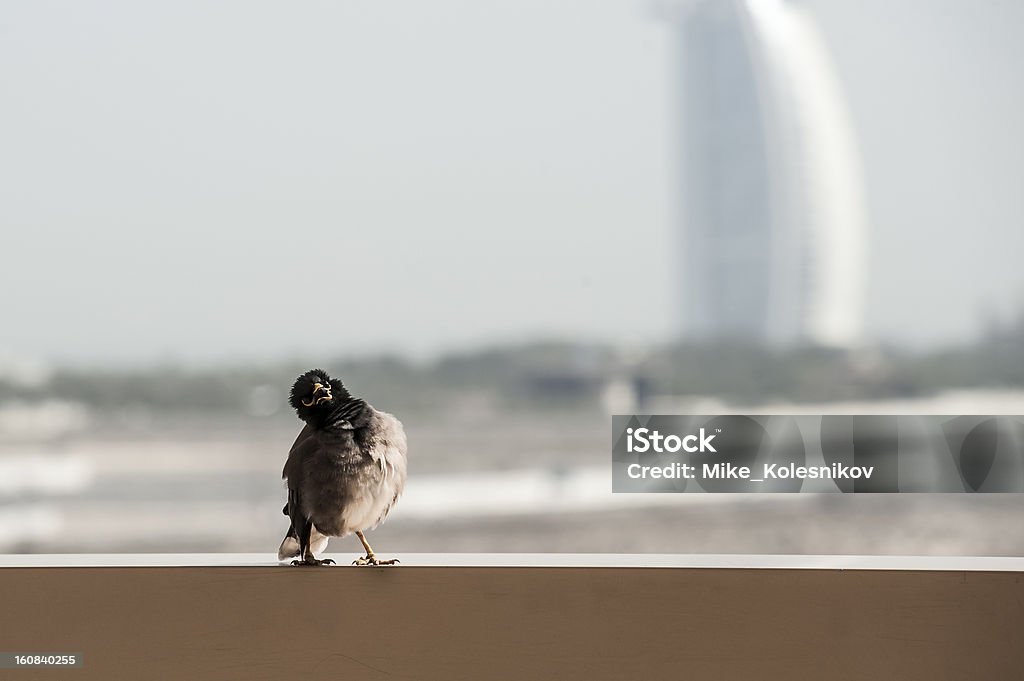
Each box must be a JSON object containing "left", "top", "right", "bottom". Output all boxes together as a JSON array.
[{"left": 0, "top": 325, "right": 1023, "bottom": 417}]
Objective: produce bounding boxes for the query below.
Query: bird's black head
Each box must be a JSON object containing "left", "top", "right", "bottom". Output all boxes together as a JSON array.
[{"left": 289, "top": 369, "right": 351, "bottom": 422}]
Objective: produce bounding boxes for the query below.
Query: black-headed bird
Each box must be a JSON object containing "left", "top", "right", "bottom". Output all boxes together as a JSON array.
[{"left": 277, "top": 369, "right": 407, "bottom": 566}]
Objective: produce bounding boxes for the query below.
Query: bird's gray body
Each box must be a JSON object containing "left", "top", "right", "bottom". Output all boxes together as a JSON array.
[{"left": 277, "top": 406, "right": 407, "bottom": 560}]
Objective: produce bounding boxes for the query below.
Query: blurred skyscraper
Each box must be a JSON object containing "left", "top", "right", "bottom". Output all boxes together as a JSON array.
[{"left": 668, "top": 0, "right": 867, "bottom": 347}]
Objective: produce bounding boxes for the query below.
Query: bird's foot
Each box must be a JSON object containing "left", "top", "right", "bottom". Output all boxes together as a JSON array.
[
  {"left": 352, "top": 554, "right": 400, "bottom": 566},
  {"left": 291, "top": 556, "right": 336, "bottom": 567}
]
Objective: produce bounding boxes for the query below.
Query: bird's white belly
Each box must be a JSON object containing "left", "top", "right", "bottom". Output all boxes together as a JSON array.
[
  {"left": 339, "top": 490, "right": 391, "bottom": 534},
  {"left": 337, "top": 450, "right": 405, "bottom": 536}
]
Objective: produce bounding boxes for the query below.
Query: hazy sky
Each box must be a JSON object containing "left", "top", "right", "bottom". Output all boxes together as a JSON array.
[{"left": 2, "top": 0, "right": 1022, "bottom": 365}]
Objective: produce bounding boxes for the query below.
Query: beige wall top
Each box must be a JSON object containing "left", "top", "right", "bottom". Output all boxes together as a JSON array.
[{"left": 2, "top": 552, "right": 1024, "bottom": 570}]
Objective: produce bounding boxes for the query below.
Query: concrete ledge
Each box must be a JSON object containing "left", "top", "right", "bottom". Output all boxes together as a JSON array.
[
  {"left": 5, "top": 552, "right": 1024, "bottom": 569},
  {"left": 2, "top": 554, "right": 1022, "bottom": 680}
]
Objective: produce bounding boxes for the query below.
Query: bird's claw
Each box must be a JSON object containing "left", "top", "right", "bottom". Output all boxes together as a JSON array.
[
  {"left": 291, "top": 557, "right": 336, "bottom": 566},
  {"left": 352, "top": 555, "right": 400, "bottom": 566}
]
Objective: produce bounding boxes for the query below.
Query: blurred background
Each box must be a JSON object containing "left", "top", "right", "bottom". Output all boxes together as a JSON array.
[{"left": 2, "top": 0, "right": 1024, "bottom": 556}]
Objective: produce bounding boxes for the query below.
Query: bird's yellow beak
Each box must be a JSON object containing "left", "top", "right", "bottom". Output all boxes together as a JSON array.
[{"left": 302, "top": 383, "right": 333, "bottom": 407}]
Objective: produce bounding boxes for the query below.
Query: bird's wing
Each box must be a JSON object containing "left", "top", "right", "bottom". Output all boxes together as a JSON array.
[
  {"left": 283, "top": 432, "right": 327, "bottom": 553},
  {"left": 286, "top": 486, "right": 306, "bottom": 549},
  {"left": 282, "top": 428, "right": 325, "bottom": 542}
]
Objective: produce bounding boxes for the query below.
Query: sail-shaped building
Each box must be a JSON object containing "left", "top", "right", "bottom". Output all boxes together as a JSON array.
[{"left": 669, "top": 0, "right": 867, "bottom": 347}]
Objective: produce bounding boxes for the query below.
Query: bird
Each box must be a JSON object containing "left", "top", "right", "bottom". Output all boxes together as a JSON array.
[{"left": 277, "top": 368, "right": 407, "bottom": 567}]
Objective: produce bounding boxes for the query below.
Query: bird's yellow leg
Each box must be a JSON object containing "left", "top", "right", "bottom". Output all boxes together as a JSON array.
[{"left": 353, "top": 531, "right": 399, "bottom": 566}]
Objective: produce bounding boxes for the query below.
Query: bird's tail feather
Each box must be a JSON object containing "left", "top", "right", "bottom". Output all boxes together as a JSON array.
[{"left": 277, "top": 526, "right": 329, "bottom": 561}]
